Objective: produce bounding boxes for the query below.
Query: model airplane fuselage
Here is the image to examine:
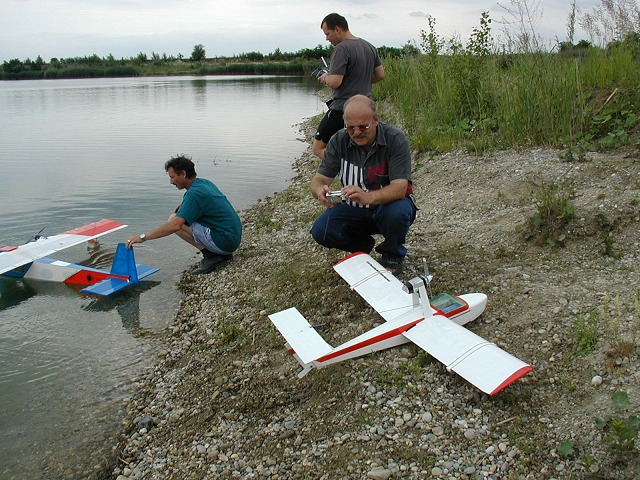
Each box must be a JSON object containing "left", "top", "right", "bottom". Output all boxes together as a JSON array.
[
  {"left": 0, "top": 219, "right": 159, "bottom": 296},
  {"left": 269, "top": 252, "right": 533, "bottom": 395}
]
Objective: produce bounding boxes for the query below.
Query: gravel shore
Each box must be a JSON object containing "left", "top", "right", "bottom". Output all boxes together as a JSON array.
[{"left": 111, "top": 118, "right": 639, "bottom": 479}]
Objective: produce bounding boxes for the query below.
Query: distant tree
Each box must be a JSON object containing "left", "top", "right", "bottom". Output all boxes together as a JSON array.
[
  {"left": 295, "top": 44, "right": 332, "bottom": 60},
  {"left": 558, "top": 38, "right": 594, "bottom": 53},
  {"left": 136, "top": 52, "right": 148, "bottom": 63},
  {"left": 239, "top": 51, "right": 264, "bottom": 61},
  {"left": 191, "top": 44, "right": 206, "bottom": 61},
  {"left": 401, "top": 42, "right": 421, "bottom": 56},
  {"left": 271, "top": 47, "right": 284, "bottom": 61},
  {"left": 577, "top": 39, "right": 594, "bottom": 49},
  {"left": 2, "top": 58, "right": 23, "bottom": 73},
  {"left": 378, "top": 43, "right": 421, "bottom": 58}
]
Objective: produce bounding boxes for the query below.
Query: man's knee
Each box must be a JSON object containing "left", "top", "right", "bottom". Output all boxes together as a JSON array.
[
  {"left": 312, "top": 208, "right": 348, "bottom": 248},
  {"left": 374, "top": 200, "right": 416, "bottom": 239},
  {"left": 381, "top": 199, "right": 415, "bottom": 222},
  {"left": 310, "top": 217, "right": 330, "bottom": 247}
]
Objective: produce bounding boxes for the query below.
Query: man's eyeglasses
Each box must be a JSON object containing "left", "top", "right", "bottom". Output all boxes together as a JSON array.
[{"left": 345, "top": 123, "right": 373, "bottom": 134}]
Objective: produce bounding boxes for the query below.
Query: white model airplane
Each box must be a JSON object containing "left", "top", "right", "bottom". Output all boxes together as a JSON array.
[
  {"left": 269, "top": 252, "right": 533, "bottom": 395},
  {"left": 0, "top": 219, "right": 159, "bottom": 296}
]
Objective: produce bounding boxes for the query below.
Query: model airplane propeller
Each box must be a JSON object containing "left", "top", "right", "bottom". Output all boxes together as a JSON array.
[
  {"left": 269, "top": 252, "right": 533, "bottom": 395},
  {"left": 0, "top": 219, "right": 159, "bottom": 296}
]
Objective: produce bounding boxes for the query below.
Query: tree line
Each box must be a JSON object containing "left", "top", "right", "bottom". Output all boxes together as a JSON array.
[{"left": 1, "top": 42, "right": 419, "bottom": 81}]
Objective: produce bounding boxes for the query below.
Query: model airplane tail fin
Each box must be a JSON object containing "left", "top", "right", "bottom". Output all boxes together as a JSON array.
[
  {"left": 81, "top": 243, "right": 159, "bottom": 296},
  {"left": 111, "top": 242, "right": 139, "bottom": 283},
  {"left": 269, "top": 307, "right": 333, "bottom": 377}
]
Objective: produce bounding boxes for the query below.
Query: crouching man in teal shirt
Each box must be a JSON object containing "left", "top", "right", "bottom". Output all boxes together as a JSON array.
[{"left": 126, "top": 155, "right": 242, "bottom": 275}]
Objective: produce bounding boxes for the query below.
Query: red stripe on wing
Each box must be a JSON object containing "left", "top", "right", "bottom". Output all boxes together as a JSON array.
[
  {"left": 489, "top": 365, "right": 534, "bottom": 396},
  {"left": 63, "top": 219, "right": 125, "bottom": 236}
]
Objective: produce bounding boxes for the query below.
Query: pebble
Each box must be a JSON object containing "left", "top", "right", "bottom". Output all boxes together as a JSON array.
[{"left": 367, "top": 468, "right": 393, "bottom": 479}]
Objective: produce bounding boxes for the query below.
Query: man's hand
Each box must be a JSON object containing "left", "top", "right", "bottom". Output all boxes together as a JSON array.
[
  {"left": 126, "top": 235, "right": 143, "bottom": 249},
  {"left": 341, "top": 185, "right": 370, "bottom": 206},
  {"left": 310, "top": 173, "right": 336, "bottom": 207},
  {"left": 314, "top": 184, "right": 335, "bottom": 207}
]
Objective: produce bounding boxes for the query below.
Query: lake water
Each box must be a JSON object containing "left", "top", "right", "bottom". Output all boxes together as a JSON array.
[{"left": 0, "top": 76, "right": 323, "bottom": 478}]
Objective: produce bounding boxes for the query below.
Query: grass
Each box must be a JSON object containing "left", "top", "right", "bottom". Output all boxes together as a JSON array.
[
  {"left": 373, "top": 15, "right": 639, "bottom": 154},
  {"left": 574, "top": 311, "right": 601, "bottom": 354},
  {"left": 217, "top": 321, "right": 244, "bottom": 346},
  {"left": 572, "top": 293, "right": 640, "bottom": 359},
  {"left": 518, "top": 180, "right": 576, "bottom": 247}
]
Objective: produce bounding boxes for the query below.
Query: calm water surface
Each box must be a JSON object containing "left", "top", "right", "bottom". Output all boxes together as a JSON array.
[{"left": 0, "top": 76, "right": 322, "bottom": 478}]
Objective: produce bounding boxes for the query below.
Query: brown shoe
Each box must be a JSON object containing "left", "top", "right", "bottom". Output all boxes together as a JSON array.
[{"left": 380, "top": 259, "right": 403, "bottom": 276}]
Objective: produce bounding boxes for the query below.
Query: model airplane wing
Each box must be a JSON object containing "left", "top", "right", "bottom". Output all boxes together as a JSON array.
[
  {"left": 403, "top": 315, "right": 533, "bottom": 395},
  {"left": 333, "top": 252, "right": 415, "bottom": 321},
  {"left": 0, "top": 219, "right": 127, "bottom": 275}
]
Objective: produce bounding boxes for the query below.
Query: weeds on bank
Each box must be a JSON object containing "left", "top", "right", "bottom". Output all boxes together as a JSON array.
[
  {"left": 266, "top": 260, "right": 336, "bottom": 313},
  {"left": 602, "top": 231, "right": 623, "bottom": 259},
  {"left": 558, "top": 391, "right": 639, "bottom": 470},
  {"left": 559, "top": 143, "right": 589, "bottom": 163},
  {"left": 573, "top": 294, "right": 639, "bottom": 358},
  {"left": 574, "top": 311, "right": 601, "bottom": 354},
  {"left": 375, "top": 351, "right": 432, "bottom": 388},
  {"left": 557, "top": 439, "right": 598, "bottom": 473},
  {"left": 518, "top": 180, "right": 575, "bottom": 247},
  {"left": 255, "top": 212, "right": 283, "bottom": 232},
  {"left": 596, "top": 391, "right": 640, "bottom": 452},
  {"left": 594, "top": 212, "right": 625, "bottom": 259},
  {"left": 217, "top": 321, "right": 244, "bottom": 346}
]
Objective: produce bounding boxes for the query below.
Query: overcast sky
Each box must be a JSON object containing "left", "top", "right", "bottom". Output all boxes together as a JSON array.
[{"left": 1, "top": 0, "right": 600, "bottom": 62}]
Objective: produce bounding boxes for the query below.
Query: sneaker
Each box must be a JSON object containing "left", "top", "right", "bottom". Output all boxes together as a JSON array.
[{"left": 192, "top": 251, "right": 232, "bottom": 275}]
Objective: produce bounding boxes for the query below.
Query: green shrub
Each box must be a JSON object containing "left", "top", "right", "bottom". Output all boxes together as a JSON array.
[
  {"left": 520, "top": 180, "right": 575, "bottom": 246},
  {"left": 596, "top": 391, "right": 640, "bottom": 452}
]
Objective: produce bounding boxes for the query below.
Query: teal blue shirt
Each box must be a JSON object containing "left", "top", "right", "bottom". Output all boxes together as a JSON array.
[{"left": 177, "top": 178, "right": 242, "bottom": 252}]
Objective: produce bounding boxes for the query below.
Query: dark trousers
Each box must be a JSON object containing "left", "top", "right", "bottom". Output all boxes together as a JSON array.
[{"left": 310, "top": 197, "right": 416, "bottom": 262}]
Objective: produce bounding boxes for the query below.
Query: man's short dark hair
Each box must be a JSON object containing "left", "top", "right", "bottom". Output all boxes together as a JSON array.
[
  {"left": 322, "top": 13, "right": 348, "bottom": 31},
  {"left": 165, "top": 154, "right": 197, "bottom": 179}
]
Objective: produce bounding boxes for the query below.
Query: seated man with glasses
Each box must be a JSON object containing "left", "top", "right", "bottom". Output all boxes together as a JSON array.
[{"left": 310, "top": 95, "right": 416, "bottom": 275}]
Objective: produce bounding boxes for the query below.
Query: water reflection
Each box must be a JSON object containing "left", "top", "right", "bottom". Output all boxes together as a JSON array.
[
  {"left": 0, "top": 277, "right": 37, "bottom": 310},
  {"left": 83, "top": 280, "right": 161, "bottom": 330}
]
